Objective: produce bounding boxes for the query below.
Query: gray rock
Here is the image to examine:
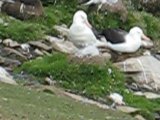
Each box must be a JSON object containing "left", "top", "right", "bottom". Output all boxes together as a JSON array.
[
  {"left": 29, "top": 41, "right": 52, "bottom": 51},
  {"left": 115, "top": 55, "right": 160, "bottom": 91},
  {"left": 50, "top": 40, "right": 78, "bottom": 54},
  {"left": 0, "top": 66, "right": 17, "bottom": 85},
  {"left": 3, "top": 39, "right": 20, "bottom": 47},
  {"left": 4, "top": 47, "right": 27, "bottom": 61}
]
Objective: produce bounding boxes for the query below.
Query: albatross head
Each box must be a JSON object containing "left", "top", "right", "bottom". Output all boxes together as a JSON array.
[
  {"left": 73, "top": 10, "right": 92, "bottom": 28},
  {"left": 129, "top": 26, "right": 151, "bottom": 41}
]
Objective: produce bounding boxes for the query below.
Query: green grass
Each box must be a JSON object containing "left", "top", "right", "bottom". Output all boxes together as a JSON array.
[
  {"left": 0, "top": 83, "right": 135, "bottom": 120},
  {"left": 17, "top": 53, "right": 125, "bottom": 99}
]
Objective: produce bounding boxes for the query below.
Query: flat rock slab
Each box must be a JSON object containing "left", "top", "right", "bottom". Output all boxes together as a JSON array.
[
  {"left": 29, "top": 41, "right": 52, "bottom": 51},
  {"left": 115, "top": 55, "right": 160, "bottom": 91},
  {"left": 4, "top": 47, "right": 27, "bottom": 61},
  {"left": 51, "top": 40, "right": 78, "bottom": 54}
]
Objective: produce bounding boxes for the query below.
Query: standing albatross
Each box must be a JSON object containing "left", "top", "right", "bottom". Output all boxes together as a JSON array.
[
  {"left": 69, "top": 10, "right": 106, "bottom": 48},
  {"left": 99, "top": 27, "right": 151, "bottom": 53}
]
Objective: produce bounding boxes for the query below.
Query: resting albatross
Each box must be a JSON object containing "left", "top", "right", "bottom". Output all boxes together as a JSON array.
[
  {"left": 99, "top": 27, "right": 151, "bottom": 53},
  {"left": 69, "top": 10, "right": 107, "bottom": 48}
]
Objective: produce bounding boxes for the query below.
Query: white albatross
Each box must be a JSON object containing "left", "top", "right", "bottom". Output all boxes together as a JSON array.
[
  {"left": 99, "top": 26, "right": 151, "bottom": 53},
  {"left": 69, "top": 10, "right": 107, "bottom": 48}
]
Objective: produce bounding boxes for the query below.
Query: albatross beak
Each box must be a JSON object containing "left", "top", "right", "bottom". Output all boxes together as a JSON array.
[
  {"left": 85, "top": 20, "right": 92, "bottom": 29},
  {"left": 141, "top": 34, "right": 151, "bottom": 41}
]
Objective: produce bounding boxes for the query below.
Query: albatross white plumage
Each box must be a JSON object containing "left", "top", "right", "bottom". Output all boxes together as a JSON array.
[
  {"left": 100, "top": 27, "right": 151, "bottom": 53},
  {"left": 69, "top": 10, "right": 106, "bottom": 48}
]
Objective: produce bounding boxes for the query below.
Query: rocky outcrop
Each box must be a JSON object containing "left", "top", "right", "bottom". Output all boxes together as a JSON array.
[
  {"left": 115, "top": 55, "right": 160, "bottom": 92},
  {"left": 132, "top": 0, "right": 160, "bottom": 16},
  {"left": 1, "top": 0, "right": 43, "bottom": 20}
]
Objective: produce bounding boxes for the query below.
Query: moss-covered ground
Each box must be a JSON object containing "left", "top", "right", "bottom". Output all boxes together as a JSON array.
[{"left": 0, "top": 83, "right": 135, "bottom": 120}]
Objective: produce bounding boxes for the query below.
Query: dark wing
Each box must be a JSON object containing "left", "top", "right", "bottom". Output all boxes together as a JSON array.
[{"left": 100, "top": 28, "right": 128, "bottom": 44}]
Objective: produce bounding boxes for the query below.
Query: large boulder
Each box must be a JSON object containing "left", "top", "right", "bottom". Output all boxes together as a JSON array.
[{"left": 115, "top": 55, "right": 160, "bottom": 92}]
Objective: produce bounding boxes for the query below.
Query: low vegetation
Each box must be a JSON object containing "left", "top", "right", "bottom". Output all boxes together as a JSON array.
[
  {"left": 17, "top": 53, "right": 160, "bottom": 120},
  {"left": 17, "top": 53, "right": 125, "bottom": 99},
  {"left": 0, "top": 83, "right": 135, "bottom": 120}
]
